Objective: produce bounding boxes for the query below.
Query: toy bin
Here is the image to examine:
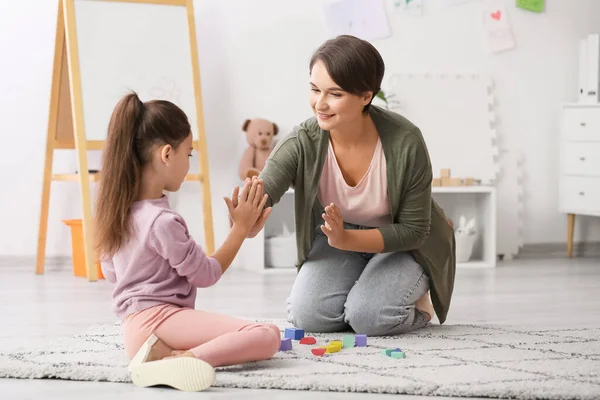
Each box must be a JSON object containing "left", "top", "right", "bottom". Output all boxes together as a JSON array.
[
  {"left": 455, "top": 234, "right": 477, "bottom": 263},
  {"left": 63, "top": 219, "right": 104, "bottom": 279},
  {"left": 265, "top": 233, "right": 297, "bottom": 268}
]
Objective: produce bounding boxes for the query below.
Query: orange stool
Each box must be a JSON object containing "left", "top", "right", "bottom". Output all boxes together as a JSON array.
[{"left": 63, "top": 219, "right": 104, "bottom": 279}]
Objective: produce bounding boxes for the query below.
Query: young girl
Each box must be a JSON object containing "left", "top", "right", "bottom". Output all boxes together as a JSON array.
[{"left": 95, "top": 92, "right": 281, "bottom": 392}]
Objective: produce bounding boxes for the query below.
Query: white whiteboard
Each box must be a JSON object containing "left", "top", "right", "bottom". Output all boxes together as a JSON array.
[
  {"left": 384, "top": 73, "right": 499, "bottom": 183},
  {"left": 73, "top": 0, "right": 199, "bottom": 140}
]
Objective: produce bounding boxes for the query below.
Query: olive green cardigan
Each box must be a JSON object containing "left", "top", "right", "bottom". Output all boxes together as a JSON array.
[{"left": 258, "top": 105, "right": 456, "bottom": 324}]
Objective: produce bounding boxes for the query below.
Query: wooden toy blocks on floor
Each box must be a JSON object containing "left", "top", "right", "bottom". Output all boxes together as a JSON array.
[
  {"left": 299, "top": 336, "right": 316, "bottom": 345},
  {"left": 324, "top": 343, "right": 341, "bottom": 354},
  {"left": 311, "top": 348, "right": 326, "bottom": 356},
  {"left": 382, "top": 348, "right": 406, "bottom": 358},
  {"left": 342, "top": 335, "right": 355, "bottom": 348},
  {"left": 354, "top": 334, "right": 367, "bottom": 347},
  {"left": 279, "top": 338, "right": 292, "bottom": 351},
  {"left": 284, "top": 328, "right": 304, "bottom": 340},
  {"left": 382, "top": 348, "right": 401, "bottom": 356}
]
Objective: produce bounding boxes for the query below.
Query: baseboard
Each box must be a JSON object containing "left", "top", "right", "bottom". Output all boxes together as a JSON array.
[
  {"left": 0, "top": 255, "right": 71, "bottom": 270},
  {"left": 517, "top": 241, "right": 600, "bottom": 259},
  {"left": 1, "top": 243, "right": 598, "bottom": 271}
]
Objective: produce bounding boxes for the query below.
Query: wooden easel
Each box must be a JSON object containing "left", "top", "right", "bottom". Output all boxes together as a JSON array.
[{"left": 36, "top": 0, "right": 215, "bottom": 281}]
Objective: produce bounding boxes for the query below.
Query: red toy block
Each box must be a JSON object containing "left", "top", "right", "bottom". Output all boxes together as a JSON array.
[
  {"left": 311, "top": 348, "right": 326, "bottom": 356},
  {"left": 300, "top": 337, "right": 317, "bottom": 345}
]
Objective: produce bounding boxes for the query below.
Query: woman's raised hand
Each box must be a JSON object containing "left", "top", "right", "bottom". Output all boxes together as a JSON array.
[
  {"left": 224, "top": 177, "right": 268, "bottom": 234},
  {"left": 321, "top": 202, "right": 347, "bottom": 249},
  {"left": 225, "top": 177, "right": 272, "bottom": 236}
]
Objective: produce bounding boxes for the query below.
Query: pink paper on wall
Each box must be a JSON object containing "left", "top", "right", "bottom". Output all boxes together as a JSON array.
[{"left": 482, "top": 5, "right": 516, "bottom": 54}]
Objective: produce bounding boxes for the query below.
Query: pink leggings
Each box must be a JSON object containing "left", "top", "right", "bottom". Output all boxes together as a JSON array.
[{"left": 123, "top": 304, "right": 281, "bottom": 367}]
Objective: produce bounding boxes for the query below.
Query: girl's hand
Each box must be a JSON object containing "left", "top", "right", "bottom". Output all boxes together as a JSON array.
[
  {"left": 321, "top": 203, "right": 348, "bottom": 250},
  {"left": 224, "top": 177, "right": 268, "bottom": 234},
  {"left": 228, "top": 179, "right": 272, "bottom": 237}
]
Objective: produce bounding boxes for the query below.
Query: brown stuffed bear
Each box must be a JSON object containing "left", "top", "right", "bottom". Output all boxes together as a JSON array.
[{"left": 239, "top": 118, "right": 279, "bottom": 180}]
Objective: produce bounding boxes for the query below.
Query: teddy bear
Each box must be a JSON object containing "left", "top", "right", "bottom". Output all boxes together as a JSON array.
[{"left": 238, "top": 118, "right": 279, "bottom": 181}]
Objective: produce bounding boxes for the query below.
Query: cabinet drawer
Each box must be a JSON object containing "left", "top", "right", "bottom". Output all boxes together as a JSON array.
[
  {"left": 563, "top": 142, "right": 600, "bottom": 176},
  {"left": 560, "top": 177, "right": 600, "bottom": 213},
  {"left": 563, "top": 108, "right": 600, "bottom": 141}
]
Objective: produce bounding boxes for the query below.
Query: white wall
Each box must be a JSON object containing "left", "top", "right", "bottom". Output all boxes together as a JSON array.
[{"left": 1, "top": 0, "right": 599, "bottom": 259}]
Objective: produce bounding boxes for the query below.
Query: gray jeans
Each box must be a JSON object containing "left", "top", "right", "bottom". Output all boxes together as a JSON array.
[{"left": 286, "top": 224, "right": 430, "bottom": 336}]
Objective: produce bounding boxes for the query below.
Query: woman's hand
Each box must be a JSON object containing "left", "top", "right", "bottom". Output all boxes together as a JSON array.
[
  {"left": 227, "top": 177, "right": 272, "bottom": 237},
  {"left": 224, "top": 177, "right": 268, "bottom": 235},
  {"left": 321, "top": 203, "right": 348, "bottom": 250}
]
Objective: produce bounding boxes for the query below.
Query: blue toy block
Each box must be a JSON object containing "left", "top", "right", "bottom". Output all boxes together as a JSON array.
[
  {"left": 355, "top": 334, "right": 367, "bottom": 347},
  {"left": 284, "top": 328, "right": 305, "bottom": 340},
  {"left": 279, "top": 338, "right": 292, "bottom": 351},
  {"left": 381, "top": 348, "right": 402, "bottom": 357}
]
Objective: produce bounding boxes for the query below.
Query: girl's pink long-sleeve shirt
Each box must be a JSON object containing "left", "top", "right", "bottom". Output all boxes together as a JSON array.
[{"left": 101, "top": 195, "right": 222, "bottom": 320}]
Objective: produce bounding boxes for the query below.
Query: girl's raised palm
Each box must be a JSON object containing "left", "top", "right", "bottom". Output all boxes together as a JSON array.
[
  {"left": 224, "top": 178, "right": 268, "bottom": 234},
  {"left": 228, "top": 180, "right": 272, "bottom": 238}
]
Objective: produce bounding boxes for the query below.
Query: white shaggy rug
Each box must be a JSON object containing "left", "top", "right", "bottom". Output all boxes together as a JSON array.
[{"left": 0, "top": 319, "right": 599, "bottom": 399}]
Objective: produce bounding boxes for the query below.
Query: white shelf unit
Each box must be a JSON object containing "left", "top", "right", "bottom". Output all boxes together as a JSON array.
[
  {"left": 235, "top": 186, "right": 497, "bottom": 273},
  {"left": 432, "top": 186, "right": 497, "bottom": 269}
]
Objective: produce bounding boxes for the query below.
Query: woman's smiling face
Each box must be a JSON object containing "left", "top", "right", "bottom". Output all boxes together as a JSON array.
[{"left": 309, "top": 60, "right": 372, "bottom": 131}]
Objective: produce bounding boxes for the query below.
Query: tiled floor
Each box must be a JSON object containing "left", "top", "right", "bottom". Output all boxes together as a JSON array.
[{"left": 0, "top": 256, "right": 599, "bottom": 399}]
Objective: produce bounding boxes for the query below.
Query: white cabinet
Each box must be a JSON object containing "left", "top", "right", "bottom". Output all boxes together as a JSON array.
[{"left": 559, "top": 104, "right": 600, "bottom": 257}]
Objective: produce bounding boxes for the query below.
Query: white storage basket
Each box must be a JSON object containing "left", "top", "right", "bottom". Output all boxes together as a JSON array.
[{"left": 265, "top": 233, "right": 297, "bottom": 268}]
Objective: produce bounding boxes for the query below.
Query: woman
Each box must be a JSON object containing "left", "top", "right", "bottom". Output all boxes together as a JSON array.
[{"left": 244, "top": 35, "right": 456, "bottom": 336}]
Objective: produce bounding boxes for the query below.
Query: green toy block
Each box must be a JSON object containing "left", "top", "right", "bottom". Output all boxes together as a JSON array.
[
  {"left": 342, "top": 335, "right": 355, "bottom": 348},
  {"left": 390, "top": 351, "right": 405, "bottom": 359},
  {"left": 382, "top": 348, "right": 402, "bottom": 357}
]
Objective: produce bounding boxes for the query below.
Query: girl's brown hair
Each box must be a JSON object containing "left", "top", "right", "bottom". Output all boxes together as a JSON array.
[{"left": 94, "top": 92, "right": 191, "bottom": 259}]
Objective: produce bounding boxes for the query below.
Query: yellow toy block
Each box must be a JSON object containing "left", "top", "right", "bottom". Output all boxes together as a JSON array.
[
  {"left": 325, "top": 345, "right": 341, "bottom": 354},
  {"left": 323, "top": 341, "right": 342, "bottom": 353}
]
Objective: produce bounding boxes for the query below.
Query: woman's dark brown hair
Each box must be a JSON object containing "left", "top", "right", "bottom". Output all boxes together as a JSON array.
[
  {"left": 309, "top": 34, "right": 385, "bottom": 113},
  {"left": 94, "top": 92, "right": 191, "bottom": 259}
]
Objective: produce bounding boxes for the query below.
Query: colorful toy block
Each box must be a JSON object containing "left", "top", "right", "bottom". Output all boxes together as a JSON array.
[
  {"left": 299, "top": 336, "right": 316, "bottom": 345},
  {"left": 324, "top": 344, "right": 341, "bottom": 354},
  {"left": 355, "top": 334, "right": 367, "bottom": 347},
  {"left": 279, "top": 338, "right": 292, "bottom": 351},
  {"left": 382, "top": 348, "right": 402, "bottom": 356},
  {"left": 329, "top": 340, "right": 342, "bottom": 347},
  {"left": 284, "top": 328, "right": 305, "bottom": 340},
  {"left": 342, "top": 335, "right": 355, "bottom": 348},
  {"left": 390, "top": 351, "right": 406, "bottom": 359},
  {"left": 311, "top": 348, "right": 326, "bottom": 356}
]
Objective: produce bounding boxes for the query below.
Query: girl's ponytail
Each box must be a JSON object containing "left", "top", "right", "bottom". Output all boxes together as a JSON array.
[
  {"left": 94, "top": 92, "right": 144, "bottom": 258},
  {"left": 94, "top": 91, "right": 191, "bottom": 259}
]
